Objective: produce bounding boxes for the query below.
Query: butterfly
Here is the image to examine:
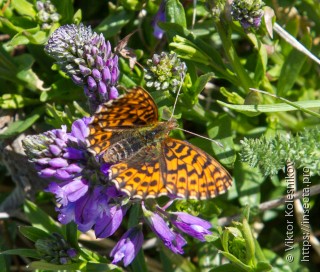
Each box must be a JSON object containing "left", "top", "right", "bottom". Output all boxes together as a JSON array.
[{"left": 86, "top": 87, "right": 232, "bottom": 200}]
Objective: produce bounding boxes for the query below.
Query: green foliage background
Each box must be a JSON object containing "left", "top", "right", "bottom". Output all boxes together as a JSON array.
[{"left": 0, "top": 0, "right": 319, "bottom": 271}]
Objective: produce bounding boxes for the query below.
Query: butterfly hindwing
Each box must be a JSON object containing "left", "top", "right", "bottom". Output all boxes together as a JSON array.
[
  {"left": 108, "top": 143, "right": 168, "bottom": 199},
  {"left": 161, "top": 138, "right": 232, "bottom": 200}
]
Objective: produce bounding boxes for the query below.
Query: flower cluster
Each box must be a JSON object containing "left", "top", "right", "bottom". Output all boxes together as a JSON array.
[
  {"left": 145, "top": 52, "right": 187, "bottom": 92},
  {"left": 35, "top": 233, "right": 78, "bottom": 264},
  {"left": 23, "top": 23, "right": 214, "bottom": 268},
  {"left": 231, "top": 0, "right": 265, "bottom": 30},
  {"left": 36, "top": 0, "right": 61, "bottom": 30},
  {"left": 45, "top": 24, "right": 119, "bottom": 112}
]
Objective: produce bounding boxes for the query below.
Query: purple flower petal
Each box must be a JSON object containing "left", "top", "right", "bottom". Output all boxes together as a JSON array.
[
  {"left": 109, "top": 86, "right": 118, "bottom": 100},
  {"left": 79, "top": 65, "right": 91, "bottom": 77},
  {"left": 49, "top": 144, "right": 62, "bottom": 156},
  {"left": 145, "top": 210, "right": 186, "bottom": 254},
  {"left": 63, "top": 147, "right": 85, "bottom": 160},
  {"left": 98, "top": 81, "right": 107, "bottom": 94},
  {"left": 55, "top": 169, "right": 73, "bottom": 180},
  {"left": 170, "top": 212, "right": 212, "bottom": 241},
  {"left": 92, "top": 68, "right": 101, "bottom": 81},
  {"left": 95, "top": 205, "right": 127, "bottom": 238},
  {"left": 49, "top": 158, "right": 68, "bottom": 168},
  {"left": 87, "top": 76, "right": 97, "bottom": 91},
  {"left": 110, "top": 226, "right": 144, "bottom": 267},
  {"left": 75, "top": 187, "right": 110, "bottom": 232},
  {"left": 64, "top": 178, "right": 89, "bottom": 202},
  {"left": 71, "top": 119, "right": 89, "bottom": 141},
  {"left": 65, "top": 163, "right": 83, "bottom": 173},
  {"left": 102, "top": 67, "right": 111, "bottom": 82},
  {"left": 40, "top": 168, "right": 56, "bottom": 178}
]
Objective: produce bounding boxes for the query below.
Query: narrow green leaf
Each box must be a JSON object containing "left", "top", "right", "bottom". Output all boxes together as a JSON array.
[
  {"left": 131, "top": 250, "right": 147, "bottom": 272},
  {"left": 277, "top": 32, "right": 312, "bottom": 96},
  {"left": 209, "top": 263, "right": 247, "bottom": 272},
  {"left": 165, "top": 0, "right": 187, "bottom": 28},
  {"left": 217, "top": 100, "right": 320, "bottom": 114},
  {"left": 192, "top": 72, "right": 215, "bottom": 96},
  {"left": 255, "top": 261, "right": 273, "bottom": 271},
  {"left": 1, "top": 248, "right": 41, "bottom": 259},
  {"left": 219, "top": 251, "right": 252, "bottom": 271},
  {"left": 0, "top": 108, "right": 43, "bottom": 139},
  {"left": 242, "top": 218, "right": 255, "bottom": 264},
  {"left": 86, "top": 262, "right": 121, "bottom": 272},
  {"left": 128, "top": 204, "right": 141, "bottom": 227},
  {"left": 28, "top": 260, "right": 85, "bottom": 271},
  {"left": 19, "top": 226, "right": 51, "bottom": 242},
  {"left": 65, "top": 222, "right": 80, "bottom": 250},
  {"left": 24, "top": 201, "right": 62, "bottom": 234}
]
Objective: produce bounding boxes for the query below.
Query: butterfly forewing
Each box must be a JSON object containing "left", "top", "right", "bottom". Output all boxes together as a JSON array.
[
  {"left": 86, "top": 87, "right": 232, "bottom": 199},
  {"left": 87, "top": 87, "right": 159, "bottom": 154}
]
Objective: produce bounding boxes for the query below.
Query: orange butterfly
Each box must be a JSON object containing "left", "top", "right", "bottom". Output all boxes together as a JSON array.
[{"left": 86, "top": 87, "right": 232, "bottom": 200}]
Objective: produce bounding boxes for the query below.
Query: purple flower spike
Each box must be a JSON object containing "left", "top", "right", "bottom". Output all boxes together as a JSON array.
[
  {"left": 110, "top": 225, "right": 144, "bottom": 267},
  {"left": 45, "top": 23, "right": 120, "bottom": 112},
  {"left": 143, "top": 207, "right": 186, "bottom": 254},
  {"left": 170, "top": 212, "right": 212, "bottom": 241}
]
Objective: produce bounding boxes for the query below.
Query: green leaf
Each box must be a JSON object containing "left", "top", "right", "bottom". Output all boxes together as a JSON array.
[
  {"left": 23, "top": 200, "right": 62, "bottom": 234},
  {"left": 242, "top": 218, "right": 255, "bottom": 264},
  {"left": 233, "top": 159, "right": 264, "bottom": 207},
  {"left": 0, "top": 108, "right": 43, "bottom": 139},
  {"left": 15, "top": 54, "right": 48, "bottom": 90},
  {"left": 161, "top": 246, "right": 197, "bottom": 272},
  {"left": 192, "top": 72, "right": 215, "bottom": 97},
  {"left": 11, "top": 0, "right": 36, "bottom": 18},
  {"left": 207, "top": 114, "right": 236, "bottom": 166},
  {"left": 277, "top": 32, "right": 312, "bottom": 96},
  {"left": 19, "top": 226, "right": 51, "bottom": 242},
  {"left": 217, "top": 100, "right": 320, "bottom": 114},
  {"left": 130, "top": 250, "right": 147, "bottom": 272},
  {"left": 255, "top": 261, "right": 273, "bottom": 271},
  {"left": 0, "top": 94, "right": 39, "bottom": 109},
  {"left": 165, "top": 0, "right": 187, "bottom": 28},
  {"left": 53, "top": 0, "right": 74, "bottom": 24},
  {"left": 65, "top": 222, "right": 80, "bottom": 250},
  {"left": 128, "top": 204, "right": 141, "bottom": 227},
  {"left": 219, "top": 251, "right": 252, "bottom": 271},
  {"left": 1, "top": 248, "right": 41, "bottom": 259},
  {"left": 209, "top": 263, "right": 247, "bottom": 272},
  {"left": 86, "top": 262, "right": 122, "bottom": 272},
  {"left": 28, "top": 260, "right": 85, "bottom": 271},
  {"left": 95, "top": 8, "right": 133, "bottom": 38}
]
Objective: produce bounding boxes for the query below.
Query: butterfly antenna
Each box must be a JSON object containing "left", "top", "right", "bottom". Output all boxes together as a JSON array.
[
  {"left": 176, "top": 127, "right": 224, "bottom": 148},
  {"left": 169, "top": 72, "right": 186, "bottom": 121}
]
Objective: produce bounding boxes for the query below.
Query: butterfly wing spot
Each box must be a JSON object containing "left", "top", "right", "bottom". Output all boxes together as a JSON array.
[{"left": 162, "top": 138, "right": 232, "bottom": 200}]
